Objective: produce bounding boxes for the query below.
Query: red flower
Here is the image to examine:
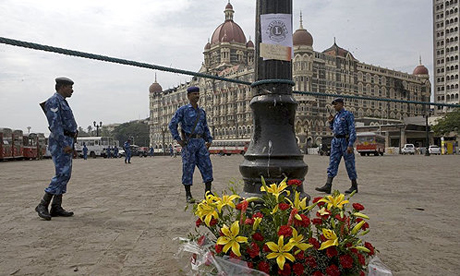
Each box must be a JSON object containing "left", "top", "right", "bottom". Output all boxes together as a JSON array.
[
  {"left": 326, "top": 247, "right": 338, "bottom": 258},
  {"left": 325, "top": 264, "right": 340, "bottom": 276},
  {"left": 209, "top": 218, "right": 218, "bottom": 226},
  {"left": 253, "top": 212, "right": 264, "bottom": 219},
  {"left": 246, "top": 242, "right": 260, "bottom": 258},
  {"left": 352, "top": 203, "right": 365, "bottom": 211},
  {"left": 278, "top": 263, "right": 291, "bottom": 276},
  {"left": 339, "top": 254, "right": 354, "bottom": 269},
  {"left": 365, "top": 242, "right": 375, "bottom": 256},
  {"left": 247, "top": 262, "right": 254, "bottom": 269},
  {"left": 263, "top": 244, "right": 271, "bottom": 252},
  {"left": 292, "top": 263, "right": 304, "bottom": 275},
  {"left": 279, "top": 202, "right": 290, "bottom": 211},
  {"left": 308, "top": 237, "right": 320, "bottom": 249},
  {"left": 305, "top": 256, "right": 317, "bottom": 268},
  {"left": 312, "top": 272, "right": 324, "bottom": 276},
  {"left": 295, "top": 251, "right": 305, "bottom": 262},
  {"left": 258, "top": 261, "right": 270, "bottom": 274},
  {"left": 278, "top": 225, "right": 293, "bottom": 237},
  {"left": 312, "top": 197, "right": 323, "bottom": 203},
  {"left": 244, "top": 218, "right": 254, "bottom": 225},
  {"left": 294, "top": 214, "right": 311, "bottom": 227},
  {"left": 334, "top": 214, "right": 346, "bottom": 222},
  {"left": 312, "top": 218, "right": 323, "bottom": 225},
  {"left": 362, "top": 221, "right": 370, "bottom": 231},
  {"left": 229, "top": 251, "right": 240, "bottom": 259},
  {"left": 360, "top": 271, "right": 365, "bottom": 276},
  {"left": 252, "top": 232, "right": 265, "bottom": 241},
  {"left": 357, "top": 253, "right": 366, "bottom": 265},
  {"left": 215, "top": 244, "right": 223, "bottom": 253},
  {"left": 236, "top": 200, "right": 248, "bottom": 210},
  {"left": 288, "top": 179, "right": 302, "bottom": 186},
  {"left": 195, "top": 218, "right": 202, "bottom": 227}
]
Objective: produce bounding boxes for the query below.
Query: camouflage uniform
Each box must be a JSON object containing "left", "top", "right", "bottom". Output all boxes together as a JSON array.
[
  {"left": 169, "top": 104, "right": 213, "bottom": 185},
  {"left": 327, "top": 108, "right": 357, "bottom": 180},
  {"left": 45, "top": 93, "right": 78, "bottom": 195}
]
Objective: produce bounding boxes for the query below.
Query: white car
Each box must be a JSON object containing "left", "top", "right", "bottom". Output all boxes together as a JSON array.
[
  {"left": 402, "top": 144, "right": 415, "bottom": 155},
  {"left": 428, "top": 145, "right": 441, "bottom": 155}
]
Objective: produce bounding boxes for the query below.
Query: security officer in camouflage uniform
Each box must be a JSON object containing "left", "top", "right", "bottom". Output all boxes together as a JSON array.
[
  {"left": 35, "top": 77, "right": 77, "bottom": 220},
  {"left": 316, "top": 98, "right": 358, "bottom": 194},
  {"left": 169, "top": 86, "right": 213, "bottom": 203}
]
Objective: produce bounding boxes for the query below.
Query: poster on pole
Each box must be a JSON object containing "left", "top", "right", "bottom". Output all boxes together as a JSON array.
[{"left": 260, "top": 13, "right": 293, "bottom": 61}]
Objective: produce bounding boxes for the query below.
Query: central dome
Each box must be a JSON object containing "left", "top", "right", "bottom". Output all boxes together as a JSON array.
[{"left": 210, "top": 2, "right": 246, "bottom": 45}]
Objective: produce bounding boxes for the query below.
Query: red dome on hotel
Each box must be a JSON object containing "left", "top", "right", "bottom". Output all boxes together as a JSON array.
[
  {"left": 413, "top": 64, "right": 429, "bottom": 75},
  {"left": 210, "top": 2, "right": 246, "bottom": 45}
]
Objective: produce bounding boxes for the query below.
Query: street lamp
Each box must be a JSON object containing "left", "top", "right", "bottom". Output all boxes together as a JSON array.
[
  {"left": 423, "top": 97, "right": 432, "bottom": 156},
  {"left": 93, "top": 121, "right": 102, "bottom": 137}
]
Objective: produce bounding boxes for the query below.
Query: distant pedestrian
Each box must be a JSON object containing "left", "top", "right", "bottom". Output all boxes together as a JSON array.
[
  {"left": 82, "top": 143, "right": 88, "bottom": 160},
  {"left": 113, "top": 146, "right": 119, "bottom": 158},
  {"left": 316, "top": 98, "right": 358, "bottom": 194},
  {"left": 35, "top": 77, "right": 77, "bottom": 220},
  {"left": 169, "top": 86, "right": 213, "bottom": 203},
  {"left": 149, "top": 146, "right": 154, "bottom": 157},
  {"left": 106, "top": 146, "right": 112, "bottom": 158},
  {"left": 124, "top": 139, "right": 131, "bottom": 164},
  {"left": 169, "top": 145, "right": 174, "bottom": 157}
]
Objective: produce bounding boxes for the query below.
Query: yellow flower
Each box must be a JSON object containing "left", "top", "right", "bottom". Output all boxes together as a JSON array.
[
  {"left": 195, "top": 194, "right": 220, "bottom": 227},
  {"left": 318, "top": 228, "right": 339, "bottom": 250},
  {"left": 216, "top": 221, "right": 248, "bottom": 256},
  {"left": 253, "top": 217, "right": 262, "bottom": 231},
  {"left": 216, "top": 194, "right": 240, "bottom": 212},
  {"left": 318, "top": 193, "right": 349, "bottom": 210},
  {"left": 285, "top": 191, "right": 308, "bottom": 211},
  {"left": 260, "top": 180, "right": 290, "bottom": 201},
  {"left": 317, "top": 207, "right": 330, "bottom": 216},
  {"left": 266, "top": 236, "right": 295, "bottom": 269},
  {"left": 289, "top": 228, "right": 313, "bottom": 251}
]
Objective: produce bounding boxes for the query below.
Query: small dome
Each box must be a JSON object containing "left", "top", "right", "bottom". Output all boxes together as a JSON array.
[
  {"left": 246, "top": 40, "right": 254, "bottom": 48},
  {"left": 413, "top": 65, "right": 429, "bottom": 75},
  {"left": 204, "top": 41, "right": 211, "bottom": 50},
  {"left": 293, "top": 28, "right": 313, "bottom": 46},
  {"left": 149, "top": 74, "right": 162, "bottom": 94}
]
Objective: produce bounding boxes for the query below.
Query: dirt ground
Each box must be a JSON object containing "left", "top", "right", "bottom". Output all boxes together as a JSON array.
[{"left": 0, "top": 153, "right": 459, "bottom": 276}]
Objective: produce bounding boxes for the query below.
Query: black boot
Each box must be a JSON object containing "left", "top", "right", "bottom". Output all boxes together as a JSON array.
[
  {"left": 315, "top": 177, "right": 333, "bottom": 194},
  {"left": 204, "top": 182, "right": 213, "bottom": 197},
  {"left": 50, "top": 194, "right": 74, "bottom": 217},
  {"left": 185, "top": 185, "right": 195, "bottom": 204},
  {"left": 345, "top": 179, "right": 358, "bottom": 194},
  {"left": 35, "top": 192, "right": 53, "bottom": 220}
]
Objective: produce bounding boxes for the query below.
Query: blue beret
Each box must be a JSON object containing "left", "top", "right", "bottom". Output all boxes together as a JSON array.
[
  {"left": 332, "top": 98, "right": 344, "bottom": 104},
  {"left": 187, "top": 86, "right": 200, "bottom": 93},
  {"left": 55, "top": 77, "right": 74, "bottom": 85}
]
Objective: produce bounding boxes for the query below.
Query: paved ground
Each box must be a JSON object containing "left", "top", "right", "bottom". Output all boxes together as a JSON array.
[{"left": 0, "top": 153, "right": 459, "bottom": 276}]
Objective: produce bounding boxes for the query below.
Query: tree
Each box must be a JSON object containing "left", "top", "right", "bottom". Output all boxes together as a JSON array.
[
  {"left": 113, "top": 121, "right": 150, "bottom": 147},
  {"left": 432, "top": 108, "right": 460, "bottom": 136}
]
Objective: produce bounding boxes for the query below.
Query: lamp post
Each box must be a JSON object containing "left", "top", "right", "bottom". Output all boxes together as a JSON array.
[
  {"left": 161, "top": 127, "right": 166, "bottom": 156},
  {"left": 423, "top": 97, "right": 431, "bottom": 156},
  {"left": 93, "top": 121, "right": 102, "bottom": 137},
  {"left": 239, "top": 0, "right": 308, "bottom": 200}
]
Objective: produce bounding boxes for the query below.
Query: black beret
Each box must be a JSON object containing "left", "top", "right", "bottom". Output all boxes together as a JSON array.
[
  {"left": 332, "top": 98, "right": 344, "bottom": 104},
  {"left": 55, "top": 77, "right": 74, "bottom": 85},
  {"left": 187, "top": 86, "right": 200, "bottom": 93}
]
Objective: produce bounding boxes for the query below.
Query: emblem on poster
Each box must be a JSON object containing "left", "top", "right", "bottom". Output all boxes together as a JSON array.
[{"left": 260, "top": 13, "right": 293, "bottom": 61}]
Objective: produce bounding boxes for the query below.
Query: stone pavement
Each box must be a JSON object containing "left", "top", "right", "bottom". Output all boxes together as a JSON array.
[{"left": 0, "top": 154, "right": 459, "bottom": 275}]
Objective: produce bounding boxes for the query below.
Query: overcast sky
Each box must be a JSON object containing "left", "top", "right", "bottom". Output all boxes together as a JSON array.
[{"left": 0, "top": 0, "right": 433, "bottom": 135}]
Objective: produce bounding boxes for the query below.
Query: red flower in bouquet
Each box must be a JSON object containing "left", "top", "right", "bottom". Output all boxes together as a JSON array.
[
  {"left": 246, "top": 242, "right": 260, "bottom": 258},
  {"left": 326, "top": 246, "right": 338, "bottom": 258},
  {"left": 305, "top": 255, "right": 317, "bottom": 268},
  {"left": 292, "top": 263, "right": 304, "bottom": 275},
  {"left": 312, "top": 271, "right": 324, "bottom": 276},
  {"left": 278, "top": 263, "right": 291, "bottom": 276},
  {"left": 278, "top": 225, "right": 293, "bottom": 237},
  {"left": 287, "top": 179, "right": 302, "bottom": 186},
  {"left": 352, "top": 202, "right": 365, "bottom": 211},
  {"left": 308, "top": 237, "right": 320, "bottom": 249},
  {"left": 279, "top": 202, "right": 290, "bottom": 211},
  {"left": 365, "top": 241, "right": 375, "bottom": 256},
  {"left": 339, "top": 254, "right": 354, "bottom": 269},
  {"left": 294, "top": 213, "right": 310, "bottom": 227},
  {"left": 325, "top": 264, "right": 340, "bottom": 276},
  {"left": 252, "top": 232, "right": 264, "bottom": 241},
  {"left": 258, "top": 261, "right": 270, "bottom": 274}
]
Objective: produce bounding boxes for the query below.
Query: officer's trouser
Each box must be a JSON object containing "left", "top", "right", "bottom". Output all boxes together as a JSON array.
[
  {"left": 327, "top": 137, "right": 357, "bottom": 180},
  {"left": 181, "top": 138, "right": 213, "bottom": 185},
  {"left": 45, "top": 150, "right": 73, "bottom": 195}
]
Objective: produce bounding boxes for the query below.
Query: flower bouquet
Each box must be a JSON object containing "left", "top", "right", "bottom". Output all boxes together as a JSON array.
[{"left": 182, "top": 177, "right": 376, "bottom": 276}]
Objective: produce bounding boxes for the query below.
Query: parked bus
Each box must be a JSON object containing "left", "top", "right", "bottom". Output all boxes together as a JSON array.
[
  {"left": 12, "top": 129, "right": 24, "bottom": 159},
  {"left": 37, "top": 133, "right": 47, "bottom": 159},
  {"left": 74, "top": 137, "right": 119, "bottom": 158},
  {"left": 0, "top": 128, "right": 13, "bottom": 160},
  {"left": 208, "top": 139, "right": 250, "bottom": 155},
  {"left": 356, "top": 132, "right": 385, "bottom": 156},
  {"left": 23, "top": 133, "right": 39, "bottom": 160}
]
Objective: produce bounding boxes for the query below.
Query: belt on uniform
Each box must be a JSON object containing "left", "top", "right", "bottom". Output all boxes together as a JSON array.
[
  {"left": 187, "top": 133, "right": 203, "bottom": 139},
  {"left": 334, "top": 134, "right": 349, "bottom": 139}
]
